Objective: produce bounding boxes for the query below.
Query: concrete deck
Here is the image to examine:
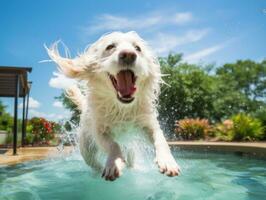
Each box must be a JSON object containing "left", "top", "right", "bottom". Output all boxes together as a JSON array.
[
  {"left": 0, "top": 142, "right": 265, "bottom": 166},
  {"left": 0, "top": 146, "right": 73, "bottom": 166}
]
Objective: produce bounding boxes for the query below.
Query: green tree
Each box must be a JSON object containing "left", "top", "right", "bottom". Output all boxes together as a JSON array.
[
  {"left": 0, "top": 100, "right": 13, "bottom": 132},
  {"left": 214, "top": 59, "right": 266, "bottom": 120},
  {"left": 0, "top": 100, "right": 5, "bottom": 115},
  {"left": 55, "top": 93, "right": 80, "bottom": 130},
  {"left": 158, "top": 54, "right": 216, "bottom": 133},
  {"left": 216, "top": 60, "right": 266, "bottom": 101}
]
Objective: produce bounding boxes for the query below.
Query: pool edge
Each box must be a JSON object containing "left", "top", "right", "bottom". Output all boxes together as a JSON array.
[
  {"left": 1, "top": 142, "right": 266, "bottom": 166},
  {"left": 168, "top": 141, "right": 266, "bottom": 159}
]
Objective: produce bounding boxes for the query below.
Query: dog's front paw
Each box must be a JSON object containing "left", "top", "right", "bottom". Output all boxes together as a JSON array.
[
  {"left": 155, "top": 153, "right": 181, "bottom": 177},
  {"left": 102, "top": 156, "right": 125, "bottom": 181}
]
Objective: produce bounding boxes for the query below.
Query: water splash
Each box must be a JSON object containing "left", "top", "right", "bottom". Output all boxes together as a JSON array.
[
  {"left": 112, "top": 123, "right": 156, "bottom": 171},
  {"left": 57, "top": 121, "right": 156, "bottom": 172}
]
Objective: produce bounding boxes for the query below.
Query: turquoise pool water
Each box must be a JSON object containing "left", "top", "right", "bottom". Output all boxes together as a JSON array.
[{"left": 0, "top": 149, "right": 265, "bottom": 200}]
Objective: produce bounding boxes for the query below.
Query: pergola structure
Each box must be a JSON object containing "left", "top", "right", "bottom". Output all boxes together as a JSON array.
[{"left": 0, "top": 66, "right": 32, "bottom": 155}]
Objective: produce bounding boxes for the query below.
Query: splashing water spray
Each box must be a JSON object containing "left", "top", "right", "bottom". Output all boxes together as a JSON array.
[{"left": 57, "top": 120, "right": 157, "bottom": 173}]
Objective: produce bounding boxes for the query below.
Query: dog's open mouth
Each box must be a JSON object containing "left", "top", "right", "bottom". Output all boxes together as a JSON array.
[{"left": 109, "top": 70, "right": 137, "bottom": 104}]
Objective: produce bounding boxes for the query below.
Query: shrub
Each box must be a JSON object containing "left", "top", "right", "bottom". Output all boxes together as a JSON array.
[
  {"left": 252, "top": 107, "right": 266, "bottom": 139},
  {"left": 230, "top": 113, "right": 264, "bottom": 141},
  {"left": 214, "top": 120, "right": 234, "bottom": 141},
  {"left": 27, "top": 117, "right": 60, "bottom": 145},
  {"left": 25, "top": 132, "right": 34, "bottom": 145},
  {"left": 0, "top": 112, "right": 13, "bottom": 131},
  {"left": 175, "top": 118, "right": 211, "bottom": 140}
]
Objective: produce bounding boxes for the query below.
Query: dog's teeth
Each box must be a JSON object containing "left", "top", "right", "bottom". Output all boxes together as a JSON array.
[{"left": 118, "top": 92, "right": 123, "bottom": 98}]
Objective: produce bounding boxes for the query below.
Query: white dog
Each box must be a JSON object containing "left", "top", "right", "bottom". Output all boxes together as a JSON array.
[{"left": 46, "top": 31, "right": 180, "bottom": 181}]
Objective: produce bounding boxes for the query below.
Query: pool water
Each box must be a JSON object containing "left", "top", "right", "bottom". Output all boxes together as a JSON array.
[{"left": 0, "top": 149, "right": 265, "bottom": 200}]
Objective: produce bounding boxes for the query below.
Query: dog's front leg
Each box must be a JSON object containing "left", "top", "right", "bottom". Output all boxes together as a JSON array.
[
  {"left": 146, "top": 120, "right": 181, "bottom": 176},
  {"left": 96, "top": 133, "right": 125, "bottom": 181}
]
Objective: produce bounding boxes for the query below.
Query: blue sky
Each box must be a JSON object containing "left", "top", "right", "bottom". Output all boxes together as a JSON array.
[{"left": 0, "top": 0, "right": 266, "bottom": 121}]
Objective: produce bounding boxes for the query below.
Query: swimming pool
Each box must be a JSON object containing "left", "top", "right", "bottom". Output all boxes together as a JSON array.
[{"left": 0, "top": 149, "right": 265, "bottom": 200}]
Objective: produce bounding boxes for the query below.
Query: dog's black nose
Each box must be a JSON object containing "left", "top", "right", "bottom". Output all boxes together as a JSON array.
[{"left": 119, "top": 50, "right": 137, "bottom": 65}]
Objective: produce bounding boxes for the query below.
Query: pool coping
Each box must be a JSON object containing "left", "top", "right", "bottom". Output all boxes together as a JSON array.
[
  {"left": 0, "top": 142, "right": 266, "bottom": 166},
  {"left": 168, "top": 141, "right": 266, "bottom": 159}
]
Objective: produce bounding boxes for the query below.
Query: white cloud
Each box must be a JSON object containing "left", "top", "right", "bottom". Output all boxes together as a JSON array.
[
  {"left": 80, "top": 11, "right": 211, "bottom": 56},
  {"left": 174, "top": 12, "right": 193, "bottom": 25},
  {"left": 150, "top": 29, "right": 210, "bottom": 54},
  {"left": 183, "top": 44, "right": 224, "bottom": 63},
  {"left": 53, "top": 101, "right": 63, "bottom": 108},
  {"left": 92, "top": 14, "right": 161, "bottom": 31},
  {"left": 19, "top": 97, "right": 40, "bottom": 109},
  {"left": 83, "top": 12, "right": 193, "bottom": 33},
  {"left": 29, "top": 109, "right": 71, "bottom": 121},
  {"left": 49, "top": 72, "right": 76, "bottom": 89}
]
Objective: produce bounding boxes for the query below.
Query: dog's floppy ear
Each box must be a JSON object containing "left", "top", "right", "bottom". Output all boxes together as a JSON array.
[{"left": 45, "top": 42, "right": 85, "bottom": 79}]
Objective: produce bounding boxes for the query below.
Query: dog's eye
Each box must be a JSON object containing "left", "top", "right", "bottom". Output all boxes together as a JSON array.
[
  {"left": 106, "top": 44, "right": 115, "bottom": 51},
  {"left": 135, "top": 45, "right": 141, "bottom": 52}
]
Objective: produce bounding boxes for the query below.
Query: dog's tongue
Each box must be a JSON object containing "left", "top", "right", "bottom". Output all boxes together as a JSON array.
[{"left": 116, "top": 70, "right": 136, "bottom": 96}]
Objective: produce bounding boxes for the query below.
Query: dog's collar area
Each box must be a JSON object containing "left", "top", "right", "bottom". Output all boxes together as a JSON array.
[{"left": 108, "top": 70, "right": 137, "bottom": 104}]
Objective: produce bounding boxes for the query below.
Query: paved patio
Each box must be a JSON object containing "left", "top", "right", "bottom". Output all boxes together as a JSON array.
[
  {"left": 0, "top": 142, "right": 265, "bottom": 166},
  {"left": 0, "top": 146, "right": 74, "bottom": 166}
]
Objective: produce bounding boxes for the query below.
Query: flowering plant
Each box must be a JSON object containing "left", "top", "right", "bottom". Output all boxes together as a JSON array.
[{"left": 27, "top": 117, "right": 60, "bottom": 145}]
